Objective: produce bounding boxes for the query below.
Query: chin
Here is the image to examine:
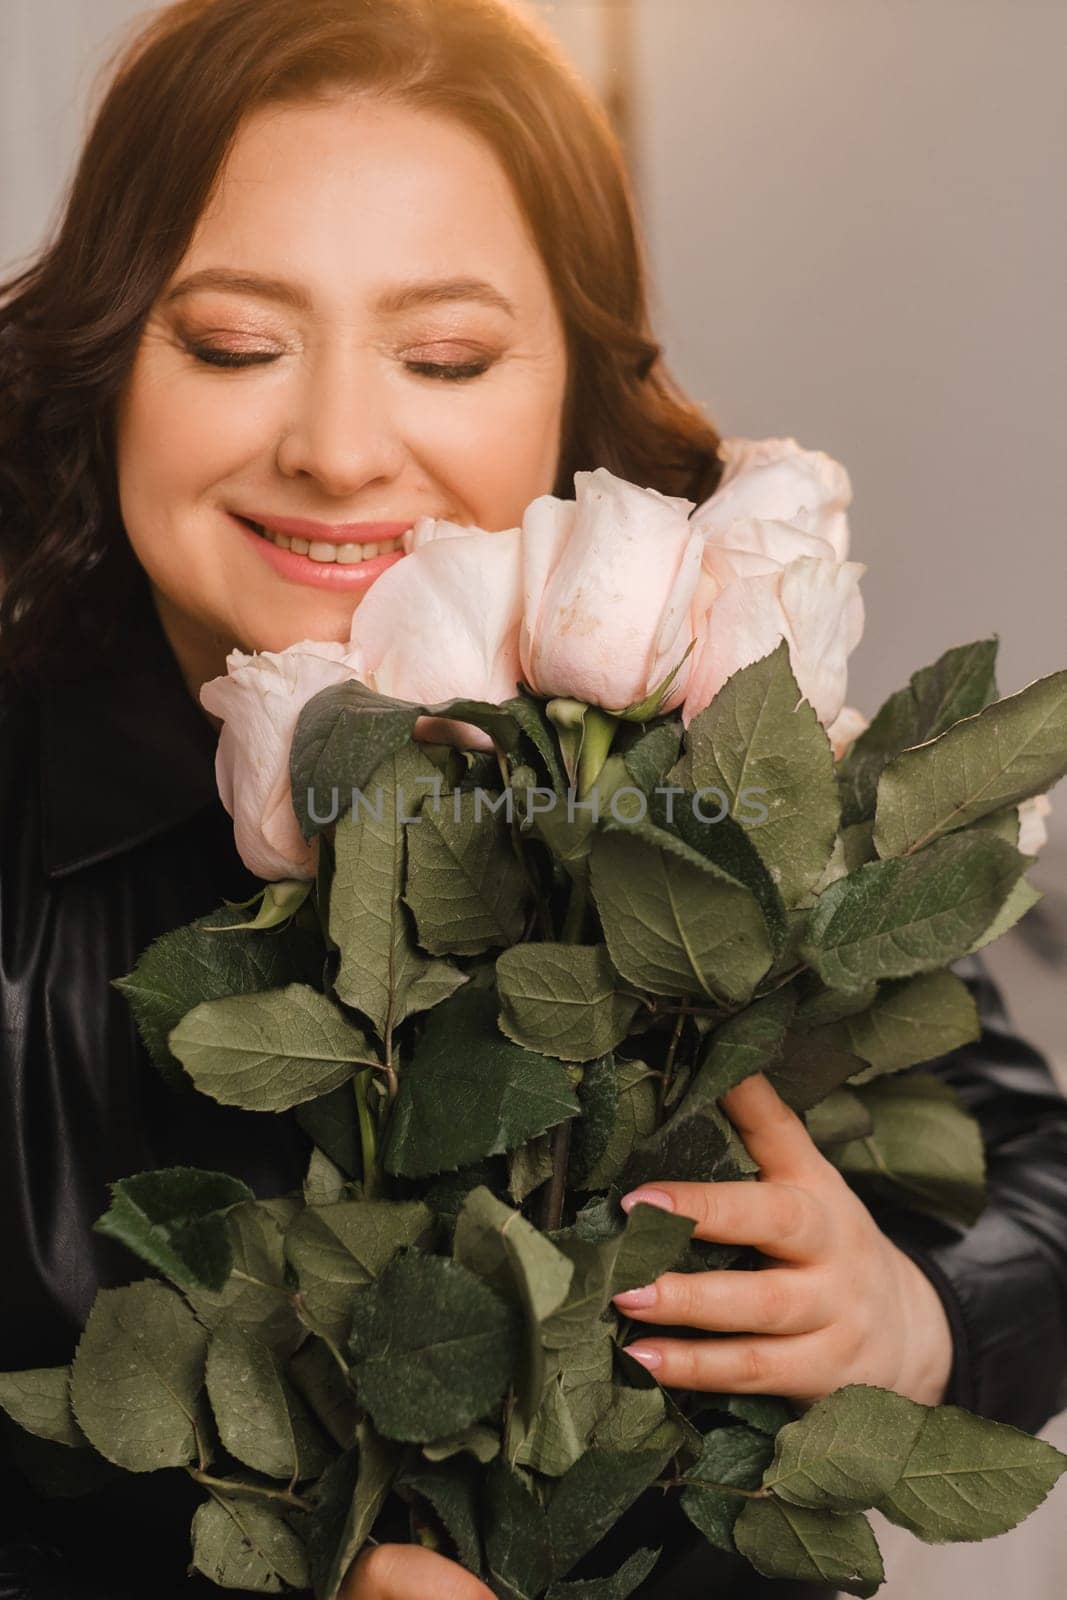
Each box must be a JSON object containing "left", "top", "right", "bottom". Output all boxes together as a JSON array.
[{"left": 239, "top": 598, "right": 358, "bottom": 656}]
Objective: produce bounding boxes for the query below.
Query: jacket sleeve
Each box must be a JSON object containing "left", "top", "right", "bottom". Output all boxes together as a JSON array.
[{"left": 880, "top": 950, "right": 1067, "bottom": 1433}]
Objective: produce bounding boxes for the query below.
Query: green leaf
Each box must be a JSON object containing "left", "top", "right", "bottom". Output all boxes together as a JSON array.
[
  {"left": 308, "top": 1424, "right": 399, "bottom": 1600},
  {"left": 591, "top": 1386, "right": 669, "bottom": 1452},
  {"left": 112, "top": 913, "right": 320, "bottom": 1089},
  {"left": 384, "top": 986, "right": 579, "bottom": 1179},
  {"left": 766, "top": 1031, "right": 870, "bottom": 1112},
  {"left": 839, "top": 639, "right": 999, "bottom": 825},
  {"left": 285, "top": 1199, "right": 432, "bottom": 1345},
  {"left": 93, "top": 1168, "right": 254, "bottom": 1293},
  {"left": 873, "top": 670, "right": 1067, "bottom": 857},
  {"left": 288, "top": 1339, "right": 361, "bottom": 1451},
  {"left": 970, "top": 804, "right": 1022, "bottom": 847},
  {"left": 569, "top": 1055, "right": 620, "bottom": 1185},
  {"left": 405, "top": 787, "right": 529, "bottom": 955},
  {"left": 453, "top": 1188, "right": 574, "bottom": 1325},
  {"left": 692, "top": 988, "right": 796, "bottom": 1100},
  {"left": 623, "top": 720, "right": 683, "bottom": 794},
  {"left": 590, "top": 822, "right": 773, "bottom": 1006},
  {"left": 681, "top": 1424, "right": 776, "bottom": 1552},
  {"left": 734, "top": 1497, "right": 884, "bottom": 1597},
  {"left": 330, "top": 745, "right": 468, "bottom": 1037},
  {"left": 454, "top": 1186, "right": 575, "bottom": 1437},
  {"left": 170, "top": 984, "right": 378, "bottom": 1111},
  {"left": 185, "top": 1200, "right": 303, "bottom": 1354},
  {"left": 697, "top": 1393, "right": 795, "bottom": 1436},
  {"left": 671, "top": 641, "right": 840, "bottom": 905},
  {"left": 70, "top": 1282, "right": 208, "bottom": 1471},
  {"left": 496, "top": 944, "right": 641, "bottom": 1063},
  {"left": 514, "top": 1333, "right": 616, "bottom": 1476},
  {"left": 190, "top": 1495, "right": 309, "bottom": 1593},
  {"left": 547, "top": 1433, "right": 682, "bottom": 1576},
  {"left": 545, "top": 1547, "right": 661, "bottom": 1600},
  {"left": 541, "top": 1204, "right": 694, "bottom": 1348},
  {"left": 347, "top": 1252, "right": 519, "bottom": 1442},
  {"left": 794, "top": 978, "right": 880, "bottom": 1028},
  {"left": 765, "top": 1384, "right": 925, "bottom": 1511},
  {"left": 967, "top": 876, "right": 1044, "bottom": 954},
  {"left": 574, "top": 1060, "right": 658, "bottom": 1191},
  {"left": 878, "top": 1404, "right": 1067, "bottom": 1541},
  {"left": 0, "top": 1368, "right": 86, "bottom": 1448},
  {"left": 812, "top": 971, "right": 981, "bottom": 1082},
  {"left": 396, "top": 1456, "right": 483, "bottom": 1573},
  {"left": 205, "top": 1324, "right": 332, "bottom": 1482},
  {"left": 799, "top": 833, "right": 1026, "bottom": 988},
  {"left": 508, "top": 1135, "right": 555, "bottom": 1204},
  {"left": 303, "top": 1147, "right": 349, "bottom": 1206},
  {"left": 295, "top": 1083, "right": 361, "bottom": 1178},
  {"left": 620, "top": 993, "right": 794, "bottom": 1189},
  {"left": 805, "top": 1088, "right": 874, "bottom": 1149},
  {"left": 833, "top": 1073, "right": 987, "bottom": 1227},
  {"left": 484, "top": 1458, "right": 554, "bottom": 1600},
  {"left": 645, "top": 787, "right": 789, "bottom": 957},
  {"left": 423, "top": 1424, "right": 501, "bottom": 1464},
  {"left": 502, "top": 690, "right": 568, "bottom": 792},
  {"left": 290, "top": 679, "right": 422, "bottom": 839}
]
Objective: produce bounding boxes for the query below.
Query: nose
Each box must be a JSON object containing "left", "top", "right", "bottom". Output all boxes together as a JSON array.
[{"left": 275, "top": 347, "right": 407, "bottom": 496}]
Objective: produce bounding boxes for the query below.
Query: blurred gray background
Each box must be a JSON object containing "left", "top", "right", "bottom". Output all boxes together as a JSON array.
[{"left": 2, "top": 3, "right": 1065, "bottom": 1591}]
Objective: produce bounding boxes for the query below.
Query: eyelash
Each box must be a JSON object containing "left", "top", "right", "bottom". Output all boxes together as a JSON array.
[{"left": 184, "top": 343, "right": 491, "bottom": 383}]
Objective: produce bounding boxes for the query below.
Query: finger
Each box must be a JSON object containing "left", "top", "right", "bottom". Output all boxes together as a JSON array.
[
  {"left": 343, "top": 1544, "right": 496, "bottom": 1600},
  {"left": 623, "top": 1330, "right": 830, "bottom": 1398},
  {"left": 613, "top": 1267, "right": 831, "bottom": 1336},
  {"left": 620, "top": 1181, "right": 827, "bottom": 1262},
  {"left": 719, "top": 1072, "right": 827, "bottom": 1181}
]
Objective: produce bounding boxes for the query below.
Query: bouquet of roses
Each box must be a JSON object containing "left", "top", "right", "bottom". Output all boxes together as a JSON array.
[{"left": 3, "top": 439, "right": 1066, "bottom": 1598}]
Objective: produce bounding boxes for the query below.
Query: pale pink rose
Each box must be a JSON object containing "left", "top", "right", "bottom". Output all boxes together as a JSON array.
[
  {"left": 348, "top": 525, "right": 525, "bottom": 750},
  {"left": 1018, "top": 793, "right": 1052, "bottom": 856},
  {"left": 519, "top": 469, "right": 702, "bottom": 713},
  {"left": 200, "top": 641, "right": 359, "bottom": 881},
  {"left": 827, "top": 704, "right": 870, "bottom": 760},
  {"left": 693, "top": 436, "right": 854, "bottom": 561},
  {"left": 681, "top": 554, "right": 866, "bottom": 729},
  {"left": 402, "top": 515, "right": 496, "bottom": 555}
]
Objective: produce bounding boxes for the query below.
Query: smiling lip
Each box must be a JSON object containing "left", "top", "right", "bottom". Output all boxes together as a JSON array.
[
  {"left": 230, "top": 512, "right": 409, "bottom": 592},
  {"left": 238, "top": 513, "right": 415, "bottom": 543}
]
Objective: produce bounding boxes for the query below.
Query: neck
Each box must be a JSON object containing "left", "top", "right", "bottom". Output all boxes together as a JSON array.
[{"left": 149, "top": 588, "right": 234, "bottom": 734}]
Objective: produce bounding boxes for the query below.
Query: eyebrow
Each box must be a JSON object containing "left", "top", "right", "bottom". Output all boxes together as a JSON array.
[{"left": 162, "top": 268, "right": 517, "bottom": 319}]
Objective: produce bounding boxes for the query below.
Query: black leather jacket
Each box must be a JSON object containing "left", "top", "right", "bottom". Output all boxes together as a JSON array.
[{"left": 2, "top": 582, "right": 1067, "bottom": 1600}]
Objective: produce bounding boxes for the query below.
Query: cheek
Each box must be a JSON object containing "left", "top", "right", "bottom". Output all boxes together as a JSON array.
[
  {"left": 403, "top": 368, "right": 565, "bottom": 528},
  {"left": 117, "top": 363, "right": 273, "bottom": 533}
]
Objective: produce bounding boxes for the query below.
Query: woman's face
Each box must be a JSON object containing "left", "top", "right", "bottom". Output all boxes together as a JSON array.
[{"left": 115, "top": 94, "right": 569, "bottom": 678}]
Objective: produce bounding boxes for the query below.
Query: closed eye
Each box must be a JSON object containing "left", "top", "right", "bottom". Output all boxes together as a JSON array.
[{"left": 185, "top": 344, "right": 491, "bottom": 383}]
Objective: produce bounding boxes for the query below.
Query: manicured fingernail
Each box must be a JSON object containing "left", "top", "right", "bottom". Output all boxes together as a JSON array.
[
  {"left": 620, "top": 1188, "right": 674, "bottom": 1214},
  {"left": 626, "top": 1345, "right": 662, "bottom": 1370},
  {"left": 613, "top": 1283, "right": 657, "bottom": 1309}
]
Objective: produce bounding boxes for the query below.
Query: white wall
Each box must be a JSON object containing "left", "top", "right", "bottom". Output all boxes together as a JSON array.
[{"left": 0, "top": 0, "right": 153, "bottom": 272}]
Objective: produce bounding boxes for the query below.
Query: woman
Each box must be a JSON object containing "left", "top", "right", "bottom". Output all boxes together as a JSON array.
[{"left": 1, "top": 2, "right": 1065, "bottom": 1597}]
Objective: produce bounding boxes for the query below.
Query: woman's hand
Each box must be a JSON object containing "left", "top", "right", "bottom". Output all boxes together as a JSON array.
[
  {"left": 614, "top": 1072, "right": 954, "bottom": 1407},
  {"left": 341, "top": 1544, "right": 495, "bottom": 1599}
]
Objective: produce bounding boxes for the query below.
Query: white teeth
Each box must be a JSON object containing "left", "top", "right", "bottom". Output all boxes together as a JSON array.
[{"left": 244, "top": 517, "right": 403, "bottom": 564}]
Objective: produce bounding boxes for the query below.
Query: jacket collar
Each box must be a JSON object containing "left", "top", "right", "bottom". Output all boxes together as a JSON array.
[{"left": 37, "top": 580, "right": 222, "bottom": 879}]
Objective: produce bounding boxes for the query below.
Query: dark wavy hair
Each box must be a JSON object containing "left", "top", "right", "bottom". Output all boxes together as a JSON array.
[{"left": 0, "top": 0, "right": 724, "bottom": 683}]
